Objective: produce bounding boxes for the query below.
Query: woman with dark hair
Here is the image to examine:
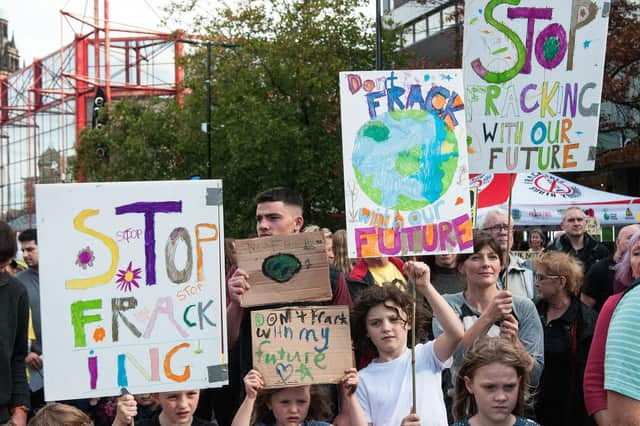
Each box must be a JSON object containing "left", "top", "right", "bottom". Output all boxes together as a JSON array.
[
  {"left": 533, "top": 252, "right": 596, "bottom": 426},
  {"left": 527, "top": 229, "right": 546, "bottom": 253},
  {"left": 432, "top": 231, "right": 544, "bottom": 402}
]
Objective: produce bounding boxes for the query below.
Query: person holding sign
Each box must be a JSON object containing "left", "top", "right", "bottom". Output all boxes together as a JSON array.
[
  {"left": 451, "top": 337, "right": 539, "bottom": 426},
  {"left": 350, "top": 261, "right": 463, "bottom": 426},
  {"left": 226, "top": 188, "right": 352, "bottom": 413},
  {"left": 231, "top": 368, "right": 366, "bottom": 426},
  {"left": 432, "top": 231, "right": 544, "bottom": 408},
  {"left": 113, "top": 389, "right": 216, "bottom": 426}
]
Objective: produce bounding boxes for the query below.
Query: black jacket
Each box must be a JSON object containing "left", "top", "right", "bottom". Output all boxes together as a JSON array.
[
  {"left": 0, "top": 272, "right": 30, "bottom": 423},
  {"left": 546, "top": 233, "right": 609, "bottom": 273},
  {"left": 536, "top": 297, "right": 597, "bottom": 426}
]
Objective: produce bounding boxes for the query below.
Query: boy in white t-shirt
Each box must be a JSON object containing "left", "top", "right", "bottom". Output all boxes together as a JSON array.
[{"left": 351, "top": 261, "right": 463, "bottom": 426}]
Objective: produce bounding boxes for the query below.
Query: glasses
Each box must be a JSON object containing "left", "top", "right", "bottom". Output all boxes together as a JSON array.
[
  {"left": 483, "top": 223, "right": 512, "bottom": 233},
  {"left": 535, "top": 273, "right": 561, "bottom": 282}
]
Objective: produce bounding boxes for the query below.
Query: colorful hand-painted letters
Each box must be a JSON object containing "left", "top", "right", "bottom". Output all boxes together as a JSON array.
[
  {"left": 37, "top": 181, "right": 227, "bottom": 401},
  {"left": 464, "top": 0, "right": 610, "bottom": 172},
  {"left": 339, "top": 70, "right": 472, "bottom": 258}
]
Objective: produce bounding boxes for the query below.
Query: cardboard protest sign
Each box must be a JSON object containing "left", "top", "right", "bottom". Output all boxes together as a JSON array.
[
  {"left": 251, "top": 305, "right": 353, "bottom": 387},
  {"left": 235, "top": 232, "right": 331, "bottom": 308},
  {"left": 463, "top": 0, "right": 610, "bottom": 173},
  {"left": 36, "top": 180, "right": 227, "bottom": 401},
  {"left": 339, "top": 69, "right": 473, "bottom": 258}
]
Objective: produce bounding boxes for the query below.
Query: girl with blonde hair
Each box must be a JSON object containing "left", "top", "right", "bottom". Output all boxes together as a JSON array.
[{"left": 452, "top": 336, "right": 538, "bottom": 426}]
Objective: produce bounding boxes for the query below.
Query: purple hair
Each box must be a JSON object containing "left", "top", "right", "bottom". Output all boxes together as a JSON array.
[{"left": 615, "top": 231, "right": 640, "bottom": 288}]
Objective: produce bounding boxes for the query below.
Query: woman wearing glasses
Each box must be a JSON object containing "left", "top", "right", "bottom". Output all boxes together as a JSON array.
[
  {"left": 532, "top": 251, "right": 597, "bottom": 426},
  {"left": 432, "top": 231, "right": 544, "bottom": 418}
]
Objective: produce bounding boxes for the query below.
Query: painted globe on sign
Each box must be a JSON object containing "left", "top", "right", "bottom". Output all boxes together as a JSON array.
[{"left": 352, "top": 110, "right": 459, "bottom": 210}]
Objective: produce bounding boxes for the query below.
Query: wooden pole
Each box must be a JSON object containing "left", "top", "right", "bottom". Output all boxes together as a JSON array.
[
  {"left": 411, "top": 269, "right": 417, "bottom": 413},
  {"left": 504, "top": 173, "right": 515, "bottom": 291}
]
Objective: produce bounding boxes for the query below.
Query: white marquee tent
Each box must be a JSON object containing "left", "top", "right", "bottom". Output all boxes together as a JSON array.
[{"left": 471, "top": 172, "right": 640, "bottom": 226}]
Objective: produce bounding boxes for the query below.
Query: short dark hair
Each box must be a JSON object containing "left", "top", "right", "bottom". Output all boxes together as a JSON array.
[
  {"left": 18, "top": 228, "right": 37, "bottom": 244},
  {"left": 456, "top": 230, "right": 505, "bottom": 268},
  {"left": 255, "top": 187, "right": 303, "bottom": 209},
  {"left": 0, "top": 221, "right": 17, "bottom": 263}
]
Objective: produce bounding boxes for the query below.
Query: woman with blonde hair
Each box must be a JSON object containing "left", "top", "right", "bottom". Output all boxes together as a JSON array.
[
  {"left": 452, "top": 336, "right": 538, "bottom": 425},
  {"left": 28, "top": 403, "right": 93, "bottom": 426},
  {"left": 533, "top": 251, "right": 597, "bottom": 426},
  {"left": 331, "top": 230, "right": 353, "bottom": 276}
]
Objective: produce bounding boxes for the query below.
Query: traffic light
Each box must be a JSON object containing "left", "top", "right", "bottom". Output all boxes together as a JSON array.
[{"left": 92, "top": 87, "right": 107, "bottom": 129}]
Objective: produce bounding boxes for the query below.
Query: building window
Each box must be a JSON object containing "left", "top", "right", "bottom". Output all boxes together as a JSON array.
[
  {"left": 415, "top": 19, "right": 427, "bottom": 43},
  {"left": 403, "top": 25, "right": 414, "bottom": 47},
  {"left": 428, "top": 11, "right": 442, "bottom": 35},
  {"left": 442, "top": 6, "right": 457, "bottom": 29}
]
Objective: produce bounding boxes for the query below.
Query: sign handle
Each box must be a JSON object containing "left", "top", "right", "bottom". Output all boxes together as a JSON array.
[
  {"left": 504, "top": 173, "right": 515, "bottom": 291},
  {"left": 411, "top": 269, "right": 417, "bottom": 414}
]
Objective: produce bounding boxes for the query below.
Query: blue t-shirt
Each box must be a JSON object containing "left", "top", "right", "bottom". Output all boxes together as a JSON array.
[{"left": 452, "top": 415, "right": 539, "bottom": 426}]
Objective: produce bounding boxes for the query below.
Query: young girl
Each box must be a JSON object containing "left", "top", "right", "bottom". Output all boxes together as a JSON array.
[
  {"left": 231, "top": 368, "right": 366, "bottom": 426},
  {"left": 28, "top": 403, "right": 94, "bottom": 426},
  {"left": 452, "top": 336, "right": 538, "bottom": 426},
  {"left": 350, "top": 260, "right": 464, "bottom": 426}
]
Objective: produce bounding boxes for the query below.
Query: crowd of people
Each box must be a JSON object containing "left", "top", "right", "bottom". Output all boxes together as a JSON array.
[{"left": 2, "top": 187, "right": 640, "bottom": 426}]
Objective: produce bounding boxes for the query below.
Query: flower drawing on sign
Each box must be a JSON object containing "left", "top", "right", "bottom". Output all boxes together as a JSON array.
[
  {"left": 262, "top": 253, "right": 302, "bottom": 283},
  {"left": 93, "top": 326, "right": 106, "bottom": 343},
  {"left": 115, "top": 261, "right": 142, "bottom": 292},
  {"left": 76, "top": 247, "right": 95, "bottom": 269}
]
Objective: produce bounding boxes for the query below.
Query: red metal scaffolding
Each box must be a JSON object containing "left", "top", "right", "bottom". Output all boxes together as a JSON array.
[{"left": 0, "top": 1, "right": 190, "bottom": 229}]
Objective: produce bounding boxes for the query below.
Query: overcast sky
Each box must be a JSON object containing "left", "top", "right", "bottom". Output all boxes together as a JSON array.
[{"left": 3, "top": 1, "right": 376, "bottom": 66}]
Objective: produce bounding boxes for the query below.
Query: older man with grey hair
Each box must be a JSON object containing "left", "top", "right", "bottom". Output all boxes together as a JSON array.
[{"left": 481, "top": 208, "right": 535, "bottom": 299}]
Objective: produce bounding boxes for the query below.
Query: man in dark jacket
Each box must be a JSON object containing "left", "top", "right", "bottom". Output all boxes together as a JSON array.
[
  {"left": 581, "top": 224, "right": 640, "bottom": 311},
  {"left": 0, "top": 221, "right": 29, "bottom": 425},
  {"left": 546, "top": 207, "right": 609, "bottom": 273},
  {"left": 224, "top": 187, "right": 352, "bottom": 416}
]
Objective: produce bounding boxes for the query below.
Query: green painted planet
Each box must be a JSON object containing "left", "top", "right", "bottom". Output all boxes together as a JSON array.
[{"left": 352, "top": 110, "right": 459, "bottom": 210}]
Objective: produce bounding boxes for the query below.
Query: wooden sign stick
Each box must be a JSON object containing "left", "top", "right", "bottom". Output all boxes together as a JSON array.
[
  {"left": 504, "top": 173, "right": 515, "bottom": 291},
  {"left": 411, "top": 270, "right": 418, "bottom": 413}
]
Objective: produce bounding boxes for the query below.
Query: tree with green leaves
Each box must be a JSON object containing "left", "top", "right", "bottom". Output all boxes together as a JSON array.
[{"left": 76, "top": 0, "right": 409, "bottom": 237}]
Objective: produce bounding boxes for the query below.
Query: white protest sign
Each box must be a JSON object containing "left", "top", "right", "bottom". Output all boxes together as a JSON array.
[
  {"left": 339, "top": 69, "right": 473, "bottom": 258},
  {"left": 463, "top": 0, "right": 610, "bottom": 172},
  {"left": 37, "top": 180, "right": 227, "bottom": 400}
]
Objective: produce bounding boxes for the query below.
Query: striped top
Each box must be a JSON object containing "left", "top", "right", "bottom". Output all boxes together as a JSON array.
[{"left": 605, "top": 284, "right": 640, "bottom": 399}]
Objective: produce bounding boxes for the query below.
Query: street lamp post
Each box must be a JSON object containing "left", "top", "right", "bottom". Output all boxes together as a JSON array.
[
  {"left": 206, "top": 42, "right": 212, "bottom": 179},
  {"left": 176, "top": 38, "right": 236, "bottom": 179},
  {"left": 375, "top": 0, "right": 382, "bottom": 70}
]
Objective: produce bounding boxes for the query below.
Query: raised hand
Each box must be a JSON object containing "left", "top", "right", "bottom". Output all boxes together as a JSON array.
[
  {"left": 340, "top": 368, "right": 359, "bottom": 397},
  {"left": 243, "top": 369, "right": 264, "bottom": 399},
  {"left": 403, "top": 261, "right": 431, "bottom": 293},
  {"left": 228, "top": 268, "right": 250, "bottom": 305}
]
